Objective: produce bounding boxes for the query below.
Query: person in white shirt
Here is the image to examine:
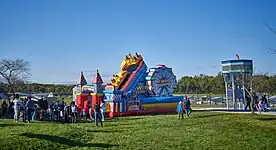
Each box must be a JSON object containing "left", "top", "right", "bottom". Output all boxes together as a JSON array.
[
  {"left": 70, "top": 101, "right": 77, "bottom": 124},
  {"left": 13, "top": 94, "right": 22, "bottom": 122},
  {"left": 100, "top": 101, "right": 106, "bottom": 121}
]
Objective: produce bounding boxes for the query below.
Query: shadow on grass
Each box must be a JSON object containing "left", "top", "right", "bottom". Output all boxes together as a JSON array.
[
  {"left": 0, "top": 123, "right": 24, "bottom": 127},
  {"left": 255, "top": 117, "right": 276, "bottom": 121},
  {"left": 106, "top": 117, "right": 144, "bottom": 122},
  {"left": 19, "top": 133, "right": 118, "bottom": 148},
  {"left": 193, "top": 113, "right": 226, "bottom": 119},
  {"left": 86, "top": 129, "right": 120, "bottom": 133}
]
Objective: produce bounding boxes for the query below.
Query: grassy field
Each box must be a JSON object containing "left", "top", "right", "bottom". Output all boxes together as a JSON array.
[{"left": 0, "top": 112, "right": 276, "bottom": 150}]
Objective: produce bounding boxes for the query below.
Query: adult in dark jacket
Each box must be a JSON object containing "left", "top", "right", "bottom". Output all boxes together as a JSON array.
[
  {"left": 1, "top": 100, "right": 8, "bottom": 118},
  {"left": 94, "top": 104, "right": 102, "bottom": 127},
  {"left": 184, "top": 98, "right": 192, "bottom": 117},
  {"left": 64, "top": 105, "right": 71, "bottom": 123},
  {"left": 244, "top": 93, "right": 251, "bottom": 111},
  {"left": 42, "top": 98, "right": 48, "bottom": 111},
  {"left": 38, "top": 98, "right": 43, "bottom": 109},
  {"left": 25, "top": 96, "right": 34, "bottom": 123}
]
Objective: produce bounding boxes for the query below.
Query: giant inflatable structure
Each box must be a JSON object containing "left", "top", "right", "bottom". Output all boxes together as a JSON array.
[
  {"left": 73, "top": 53, "right": 183, "bottom": 117},
  {"left": 103, "top": 53, "right": 183, "bottom": 117},
  {"left": 72, "top": 70, "right": 104, "bottom": 111}
]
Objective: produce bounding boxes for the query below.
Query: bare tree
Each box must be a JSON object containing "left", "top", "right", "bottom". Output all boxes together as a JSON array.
[
  {"left": 244, "top": 76, "right": 256, "bottom": 115},
  {"left": 264, "top": 22, "right": 276, "bottom": 53},
  {"left": 0, "top": 58, "right": 30, "bottom": 100},
  {"left": 243, "top": 72, "right": 268, "bottom": 115}
]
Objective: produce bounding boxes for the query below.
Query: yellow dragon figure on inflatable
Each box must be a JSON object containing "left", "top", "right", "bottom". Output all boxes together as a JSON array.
[
  {"left": 120, "top": 52, "right": 143, "bottom": 71},
  {"left": 109, "top": 53, "right": 143, "bottom": 88}
]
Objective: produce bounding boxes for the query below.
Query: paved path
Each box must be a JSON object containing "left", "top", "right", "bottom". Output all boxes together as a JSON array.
[{"left": 192, "top": 107, "right": 276, "bottom": 115}]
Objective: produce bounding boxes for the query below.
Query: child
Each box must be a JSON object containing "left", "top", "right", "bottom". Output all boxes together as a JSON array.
[
  {"left": 89, "top": 107, "right": 94, "bottom": 121},
  {"left": 176, "top": 101, "right": 184, "bottom": 120},
  {"left": 82, "top": 101, "right": 89, "bottom": 121}
]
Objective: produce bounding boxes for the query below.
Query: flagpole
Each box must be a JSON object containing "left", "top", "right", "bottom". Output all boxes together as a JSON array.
[{"left": 80, "top": 71, "right": 83, "bottom": 94}]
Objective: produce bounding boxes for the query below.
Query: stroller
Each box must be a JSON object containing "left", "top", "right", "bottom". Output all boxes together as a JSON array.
[
  {"left": 262, "top": 103, "right": 270, "bottom": 112},
  {"left": 19, "top": 106, "right": 26, "bottom": 122}
]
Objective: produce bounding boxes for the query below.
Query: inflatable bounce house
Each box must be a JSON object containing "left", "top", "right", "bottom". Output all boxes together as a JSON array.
[
  {"left": 103, "top": 53, "right": 183, "bottom": 117},
  {"left": 73, "top": 53, "right": 183, "bottom": 117},
  {"left": 72, "top": 70, "right": 104, "bottom": 111}
]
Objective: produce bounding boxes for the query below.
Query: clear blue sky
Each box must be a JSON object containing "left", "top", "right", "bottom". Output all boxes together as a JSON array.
[{"left": 1, "top": 0, "right": 276, "bottom": 84}]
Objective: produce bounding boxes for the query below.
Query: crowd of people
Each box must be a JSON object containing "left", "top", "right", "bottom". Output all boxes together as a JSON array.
[
  {"left": 245, "top": 92, "right": 269, "bottom": 114},
  {"left": 0, "top": 93, "right": 272, "bottom": 124},
  {"left": 0, "top": 95, "right": 106, "bottom": 127}
]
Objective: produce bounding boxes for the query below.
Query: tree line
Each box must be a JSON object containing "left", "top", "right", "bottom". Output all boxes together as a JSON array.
[
  {"left": 0, "top": 83, "right": 74, "bottom": 95},
  {"left": 174, "top": 73, "right": 276, "bottom": 96},
  {"left": 1, "top": 59, "right": 276, "bottom": 98}
]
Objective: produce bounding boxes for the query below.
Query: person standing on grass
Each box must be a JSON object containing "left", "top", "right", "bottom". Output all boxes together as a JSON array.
[
  {"left": 54, "top": 101, "right": 60, "bottom": 121},
  {"left": 253, "top": 92, "right": 259, "bottom": 111},
  {"left": 257, "top": 99, "right": 262, "bottom": 114},
  {"left": 26, "top": 96, "right": 34, "bottom": 123},
  {"left": 64, "top": 105, "right": 71, "bottom": 123},
  {"left": 13, "top": 94, "right": 21, "bottom": 122},
  {"left": 58, "top": 99, "right": 65, "bottom": 120},
  {"left": 89, "top": 107, "right": 94, "bottom": 121},
  {"left": 32, "top": 104, "right": 38, "bottom": 121},
  {"left": 244, "top": 93, "right": 251, "bottom": 111},
  {"left": 70, "top": 101, "right": 77, "bottom": 124},
  {"left": 1, "top": 100, "right": 8, "bottom": 118},
  {"left": 94, "top": 104, "right": 103, "bottom": 127},
  {"left": 176, "top": 101, "right": 184, "bottom": 120},
  {"left": 100, "top": 101, "right": 106, "bottom": 121},
  {"left": 8, "top": 100, "right": 14, "bottom": 118},
  {"left": 184, "top": 97, "right": 192, "bottom": 117}
]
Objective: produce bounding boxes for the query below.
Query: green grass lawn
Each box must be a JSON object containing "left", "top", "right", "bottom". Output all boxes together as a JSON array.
[{"left": 0, "top": 112, "right": 276, "bottom": 150}]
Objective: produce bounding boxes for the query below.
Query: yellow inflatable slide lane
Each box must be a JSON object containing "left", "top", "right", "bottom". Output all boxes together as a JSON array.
[
  {"left": 142, "top": 102, "right": 178, "bottom": 111},
  {"left": 109, "top": 53, "right": 143, "bottom": 90}
]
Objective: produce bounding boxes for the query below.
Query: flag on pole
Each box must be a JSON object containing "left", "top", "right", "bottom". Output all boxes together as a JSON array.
[
  {"left": 92, "top": 69, "right": 103, "bottom": 85},
  {"left": 79, "top": 71, "right": 87, "bottom": 86},
  {"left": 235, "top": 54, "right": 240, "bottom": 60}
]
